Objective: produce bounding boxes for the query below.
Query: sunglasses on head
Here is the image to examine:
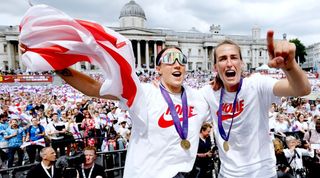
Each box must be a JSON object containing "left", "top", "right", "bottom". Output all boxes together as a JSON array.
[{"left": 157, "top": 52, "right": 187, "bottom": 66}]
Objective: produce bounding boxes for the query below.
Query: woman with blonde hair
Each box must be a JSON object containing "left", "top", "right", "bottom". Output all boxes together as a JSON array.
[
  {"left": 66, "top": 117, "right": 83, "bottom": 154},
  {"left": 273, "top": 138, "right": 293, "bottom": 178}
]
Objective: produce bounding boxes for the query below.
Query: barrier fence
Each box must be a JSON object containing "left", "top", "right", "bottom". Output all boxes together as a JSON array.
[
  {"left": 0, "top": 75, "right": 53, "bottom": 83},
  {"left": 0, "top": 149, "right": 126, "bottom": 178}
]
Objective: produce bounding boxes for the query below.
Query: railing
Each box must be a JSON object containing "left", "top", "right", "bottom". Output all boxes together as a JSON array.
[
  {"left": 98, "top": 149, "right": 126, "bottom": 178},
  {"left": 0, "top": 149, "right": 127, "bottom": 178},
  {"left": 0, "top": 163, "right": 37, "bottom": 178}
]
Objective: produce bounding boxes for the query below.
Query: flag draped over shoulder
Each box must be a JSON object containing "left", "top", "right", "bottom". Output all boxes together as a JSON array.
[{"left": 19, "top": 5, "right": 147, "bottom": 131}]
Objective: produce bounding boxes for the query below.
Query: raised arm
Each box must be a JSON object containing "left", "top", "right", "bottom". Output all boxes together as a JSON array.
[
  {"left": 19, "top": 43, "right": 118, "bottom": 100},
  {"left": 56, "top": 68, "right": 119, "bottom": 100},
  {"left": 267, "top": 30, "right": 311, "bottom": 97}
]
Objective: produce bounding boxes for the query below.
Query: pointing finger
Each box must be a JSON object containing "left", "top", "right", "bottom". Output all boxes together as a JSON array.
[{"left": 267, "top": 30, "right": 274, "bottom": 58}]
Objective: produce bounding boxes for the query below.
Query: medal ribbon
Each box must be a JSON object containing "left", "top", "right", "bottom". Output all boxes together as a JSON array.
[
  {"left": 82, "top": 163, "right": 95, "bottom": 178},
  {"left": 41, "top": 162, "right": 54, "bottom": 178},
  {"left": 160, "top": 84, "right": 188, "bottom": 140},
  {"left": 217, "top": 78, "right": 243, "bottom": 141}
]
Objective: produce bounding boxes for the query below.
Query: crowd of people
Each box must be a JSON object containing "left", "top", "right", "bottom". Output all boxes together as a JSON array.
[
  {"left": 2, "top": 14, "right": 320, "bottom": 177},
  {"left": 0, "top": 81, "right": 132, "bottom": 169},
  {"left": 0, "top": 69, "right": 319, "bottom": 176},
  {"left": 270, "top": 96, "right": 320, "bottom": 178}
]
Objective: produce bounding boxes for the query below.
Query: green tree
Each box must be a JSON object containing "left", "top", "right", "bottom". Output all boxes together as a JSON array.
[{"left": 289, "top": 38, "right": 307, "bottom": 64}]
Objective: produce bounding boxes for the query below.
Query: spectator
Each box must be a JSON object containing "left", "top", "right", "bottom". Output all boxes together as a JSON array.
[
  {"left": 66, "top": 117, "right": 83, "bottom": 153},
  {"left": 273, "top": 138, "right": 294, "bottom": 178},
  {"left": 46, "top": 113, "right": 66, "bottom": 156},
  {"left": 283, "top": 136, "right": 314, "bottom": 178},
  {"left": 0, "top": 113, "right": 9, "bottom": 168},
  {"left": 76, "top": 146, "right": 106, "bottom": 178},
  {"left": 74, "top": 108, "right": 84, "bottom": 124},
  {"left": 38, "top": 110, "right": 50, "bottom": 128},
  {"left": 304, "top": 118, "right": 320, "bottom": 146},
  {"left": 190, "top": 123, "right": 214, "bottom": 178},
  {"left": 81, "top": 112, "right": 95, "bottom": 145},
  {"left": 26, "top": 147, "right": 62, "bottom": 178},
  {"left": 118, "top": 120, "right": 130, "bottom": 144},
  {"left": 25, "top": 117, "right": 46, "bottom": 163},
  {"left": 93, "top": 110, "right": 105, "bottom": 149},
  {"left": 4, "top": 118, "right": 26, "bottom": 167},
  {"left": 275, "top": 113, "right": 291, "bottom": 139}
]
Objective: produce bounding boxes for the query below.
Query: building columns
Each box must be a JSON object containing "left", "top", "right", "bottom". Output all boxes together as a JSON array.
[
  {"left": 6, "top": 42, "right": 13, "bottom": 70},
  {"left": 145, "top": 41, "right": 149, "bottom": 69},
  {"left": 18, "top": 44, "right": 24, "bottom": 70},
  {"left": 153, "top": 42, "right": 157, "bottom": 69},
  {"left": 204, "top": 47, "right": 208, "bottom": 71},
  {"left": 137, "top": 40, "right": 141, "bottom": 69}
]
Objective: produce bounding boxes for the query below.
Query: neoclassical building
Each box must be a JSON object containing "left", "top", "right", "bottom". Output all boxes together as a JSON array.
[
  {"left": 0, "top": 0, "right": 291, "bottom": 73},
  {"left": 304, "top": 43, "right": 320, "bottom": 72}
]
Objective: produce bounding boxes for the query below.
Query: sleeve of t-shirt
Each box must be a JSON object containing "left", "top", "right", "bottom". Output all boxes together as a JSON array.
[
  {"left": 39, "top": 125, "right": 45, "bottom": 133},
  {"left": 250, "top": 73, "right": 279, "bottom": 107},
  {"left": 117, "top": 83, "right": 150, "bottom": 135},
  {"left": 198, "top": 86, "right": 213, "bottom": 123},
  {"left": 19, "top": 128, "right": 26, "bottom": 137}
]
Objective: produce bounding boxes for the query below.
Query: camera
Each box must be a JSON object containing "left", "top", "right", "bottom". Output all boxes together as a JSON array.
[
  {"left": 55, "top": 152, "right": 85, "bottom": 169},
  {"left": 295, "top": 168, "right": 307, "bottom": 178}
]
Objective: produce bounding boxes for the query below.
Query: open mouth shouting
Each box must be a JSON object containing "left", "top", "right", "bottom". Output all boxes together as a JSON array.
[
  {"left": 225, "top": 70, "right": 236, "bottom": 78},
  {"left": 172, "top": 71, "right": 182, "bottom": 77}
]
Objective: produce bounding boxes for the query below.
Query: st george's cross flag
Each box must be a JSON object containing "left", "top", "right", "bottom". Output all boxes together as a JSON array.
[{"left": 19, "top": 5, "right": 148, "bottom": 132}]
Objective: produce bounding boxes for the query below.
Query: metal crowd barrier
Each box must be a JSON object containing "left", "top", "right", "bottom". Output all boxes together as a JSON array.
[{"left": 0, "top": 149, "right": 127, "bottom": 178}]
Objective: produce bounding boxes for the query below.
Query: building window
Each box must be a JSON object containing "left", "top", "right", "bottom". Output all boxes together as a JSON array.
[
  {"left": 207, "top": 62, "right": 212, "bottom": 70},
  {"left": 3, "top": 61, "right": 8, "bottom": 70},
  {"left": 4, "top": 44, "right": 7, "bottom": 53},
  {"left": 80, "top": 62, "right": 86, "bottom": 70},
  {"left": 198, "top": 49, "right": 201, "bottom": 56},
  {"left": 196, "top": 62, "right": 202, "bottom": 70},
  {"left": 188, "top": 62, "right": 192, "bottom": 70},
  {"left": 259, "top": 51, "right": 262, "bottom": 56}
]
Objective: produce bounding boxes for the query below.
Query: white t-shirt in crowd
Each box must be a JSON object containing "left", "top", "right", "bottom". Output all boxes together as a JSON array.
[
  {"left": 283, "top": 148, "right": 314, "bottom": 170},
  {"left": 122, "top": 83, "right": 210, "bottom": 178},
  {"left": 201, "top": 73, "right": 278, "bottom": 178},
  {"left": 275, "top": 121, "right": 290, "bottom": 133}
]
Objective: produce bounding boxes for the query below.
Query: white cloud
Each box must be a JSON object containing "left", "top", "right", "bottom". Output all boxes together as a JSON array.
[{"left": 1, "top": 0, "right": 319, "bottom": 46}]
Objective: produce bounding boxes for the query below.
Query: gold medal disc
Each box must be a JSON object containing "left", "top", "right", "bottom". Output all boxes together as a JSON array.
[
  {"left": 223, "top": 141, "right": 229, "bottom": 152},
  {"left": 180, "top": 140, "right": 191, "bottom": 150}
]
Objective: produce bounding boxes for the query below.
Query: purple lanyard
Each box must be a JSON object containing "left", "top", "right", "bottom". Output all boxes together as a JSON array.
[
  {"left": 217, "top": 78, "right": 243, "bottom": 141},
  {"left": 160, "top": 84, "right": 188, "bottom": 140}
]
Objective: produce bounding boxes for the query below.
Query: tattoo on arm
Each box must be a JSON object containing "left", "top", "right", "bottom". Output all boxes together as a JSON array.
[{"left": 56, "top": 69, "right": 73, "bottom": 76}]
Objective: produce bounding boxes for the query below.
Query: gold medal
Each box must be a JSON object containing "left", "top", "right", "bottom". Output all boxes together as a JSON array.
[
  {"left": 223, "top": 141, "right": 229, "bottom": 152},
  {"left": 180, "top": 139, "right": 191, "bottom": 150}
]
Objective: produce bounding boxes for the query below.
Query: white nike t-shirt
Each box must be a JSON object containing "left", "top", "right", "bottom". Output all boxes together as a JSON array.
[
  {"left": 121, "top": 83, "right": 210, "bottom": 178},
  {"left": 201, "top": 73, "right": 278, "bottom": 178}
]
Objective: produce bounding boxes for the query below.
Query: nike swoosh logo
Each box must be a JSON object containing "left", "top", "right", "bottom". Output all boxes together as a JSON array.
[
  {"left": 158, "top": 113, "right": 197, "bottom": 128},
  {"left": 217, "top": 112, "right": 242, "bottom": 121}
]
